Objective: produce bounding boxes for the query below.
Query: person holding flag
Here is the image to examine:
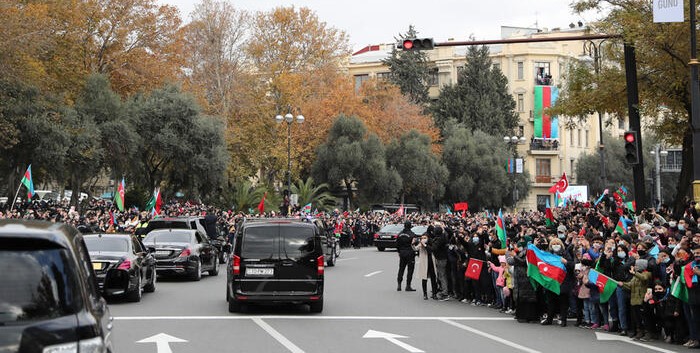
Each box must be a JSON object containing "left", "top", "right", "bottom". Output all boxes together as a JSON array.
[
  {"left": 509, "top": 238, "right": 540, "bottom": 323},
  {"left": 599, "top": 242, "right": 634, "bottom": 336},
  {"left": 537, "top": 238, "right": 575, "bottom": 327}
]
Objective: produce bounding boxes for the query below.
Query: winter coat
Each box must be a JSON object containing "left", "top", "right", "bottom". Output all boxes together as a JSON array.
[
  {"left": 509, "top": 251, "right": 537, "bottom": 303},
  {"left": 488, "top": 262, "right": 505, "bottom": 287},
  {"left": 621, "top": 271, "right": 652, "bottom": 306},
  {"left": 416, "top": 240, "right": 434, "bottom": 280},
  {"left": 599, "top": 253, "right": 634, "bottom": 282},
  {"left": 428, "top": 233, "right": 448, "bottom": 260}
]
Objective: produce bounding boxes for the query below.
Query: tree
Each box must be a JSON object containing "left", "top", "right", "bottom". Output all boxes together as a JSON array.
[
  {"left": 442, "top": 125, "right": 530, "bottom": 210},
  {"left": 558, "top": 0, "right": 694, "bottom": 216},
  {"left": 291, "top": 177, "right": 335, "bottom": 211},
  {"left": 431, "top": 44, "right": 518, "bottom": 136},
  {"left": 382, "top": 25, "right": 431, "bottom": 106},
  {"left": 386, "top": 130, "right": 447, "bottom": 209},
  {"left": 356, "top": 134, "right": 402, "bottom": 206}
]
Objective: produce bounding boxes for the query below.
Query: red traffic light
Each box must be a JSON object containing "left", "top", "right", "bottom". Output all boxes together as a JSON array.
[
  {"left": 402, "top": 39, "right": 414, "bottom": 50},
  {"left": 624, "top": 132, "right": 635, "bottom": 143}
]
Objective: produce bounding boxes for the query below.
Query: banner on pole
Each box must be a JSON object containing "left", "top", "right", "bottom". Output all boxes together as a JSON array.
[{"left": 653, "top": 0, "right": 683, "bottom": 22}]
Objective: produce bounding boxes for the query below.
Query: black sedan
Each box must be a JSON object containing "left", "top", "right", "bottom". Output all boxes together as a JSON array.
[
  {"left": 84, "top": 233, "right": 157, "bottom": 302},
  {"left": 142, "top": 229, "right": 219, "bottom": 281},
  {"left": 373, "top": 224, "right": 404, "bottom": 251}
]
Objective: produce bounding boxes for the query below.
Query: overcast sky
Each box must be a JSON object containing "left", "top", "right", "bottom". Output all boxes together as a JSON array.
[{"left": 160, "top": 0, "right": 605, "bottom": 51}]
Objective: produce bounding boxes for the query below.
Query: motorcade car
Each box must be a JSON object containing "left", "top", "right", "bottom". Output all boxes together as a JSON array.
[
  {"left": 412, "top": 225, "right": 429, "bottom": 236},
  {"left": 84, "top": 233, "right": 157, "bottom": 302},
  {"left": 0, "top": 220, "right": 113, "bottom": 353},
  {"left": 373, "top": 223, "right": 404, "bottom": 251},
  {"left": 142, "top": 229, "right": 219, "bottom": 281},
  {"left": 304, "top": 217, "right": 340, "bottom": 266},
  {"left": 227, "top": 218, "right": 324, "bottom": 313},
  {"left": 142, "top": 216, "right": 207, "bottom": 237}
]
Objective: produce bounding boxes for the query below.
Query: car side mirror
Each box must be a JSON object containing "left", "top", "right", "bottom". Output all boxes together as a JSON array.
[{"left": 148, "top": 247, "right": 156, "bottom": 253}]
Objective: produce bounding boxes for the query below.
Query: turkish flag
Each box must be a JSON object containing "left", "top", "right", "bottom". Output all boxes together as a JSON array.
[
  {"left": 465, "top": 258, "right": 483, "bottom": 281},
  {"left": 454, "top": 202, "right": 469, "bottom": 211},
  {"left": 548, "top": 172, "right": 569, "bottom": 194}
]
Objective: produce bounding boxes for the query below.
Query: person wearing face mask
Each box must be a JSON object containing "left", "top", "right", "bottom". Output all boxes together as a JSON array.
[
  {"left": 587, "top": 236, "right": 604, "bottom": 261},
  {"left": 541, "top": 238, "right": 575, "bottom": 327},
  {"left": 633, "top": 242, "right": 658, "bottom": 278},
  {"left": 680, "top": 245, "right": 700, "bottom": 348},
  {"left": 508, "top": 238, "right": 540, "bottom": 323},
  {"left": 618, "top": 259, "right": 652, "bottom": 340},
  {"left": 462, "top": 228, "right": 489, "bottom": 305},
  {"left": 416, "top": 234, "right": 438, "bottom": 300},
  {"left": 599, "top": 244, "right": 634, "bottom": 335},
  {"left": 656, "top": 249, "right": 674, "bottom": 287}
]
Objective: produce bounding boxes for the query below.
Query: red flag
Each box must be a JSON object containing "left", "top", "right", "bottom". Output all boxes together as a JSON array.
[
  {"left": 395, "top": 204, "right": 404, "bottom": 217},
  {"left": 257, "top": 192, "right": 266, "bottom": 214},
  {"left": 465, "top": 258, "right": 483, "bottom": 280},
  {"left": 454, "top": 202, "right": 469, "bottom": 211},
  {"left": 461, "top": 210, "right": 466, "bottom": 218},
  {"left": 109, "top": 211, "right": 115, "bottom": 226},
  {"left": 548, "top": 172, "right": 569, "bottom": 194}
]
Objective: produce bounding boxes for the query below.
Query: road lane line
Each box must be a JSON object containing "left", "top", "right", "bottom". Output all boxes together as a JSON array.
[
  {"left": 364, "top": 270, "right": 383, "bottom": 277},
  {"left": 439, "top": 319, "right": 541, "bottom": 353},
  {"left": 252, "top": 317, "right": 305, "bottom": 353},
  {"left": 336, "top": 257, "right": 358, "bottom": 262},
  {"left": 114, "top": 315, "right": 514, "bottom": 321}
]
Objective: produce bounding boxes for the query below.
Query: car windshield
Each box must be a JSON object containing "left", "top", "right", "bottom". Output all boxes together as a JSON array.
[
  {"left": 379, "top": 224, "right": 403, "bottom": 233},
  {"left": 412, "top": 226, "right": 428, "bottom": 236},
  {"left": 84, "top": 237, "right": 129, "bottom": 252},
  {"left": 146, "top": 221, "right": 189, "bottom": 233},
  {"left": 0, "top": 241, "right": 81, "bottom": 325},
  {"left": 143, "top": 231, "right": 192, "bottom": 244},
  {"left": 281, "top": 227, "right": 315, "bottom": 260},
  {"left": 242, "top": 226, "right": 278, "bottom": 259}
]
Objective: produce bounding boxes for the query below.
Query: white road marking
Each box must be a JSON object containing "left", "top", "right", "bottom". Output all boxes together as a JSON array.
[
  {"left": 252, "top": 317, "right": 305, "bottom": 353},
  {"left": 136, "top": 333, "right": 187, "bottom": 353},
  {"left": 363, "top": 329, "right": 424, "bottom": 353},
  {"left": 364, "top": 270, "right": 383, "bottom": 277},
  {"left": 114, "top": 315, "right": 514, "bottom": 321},
  {"left": 336, "top": 257, "right": 358, "bottom": 262},
  {"left": 439, "top": 319, "right": 542, "bottom": 353},
  {"left": 595, "top": 332, "right": 677, "bottom": 353}
]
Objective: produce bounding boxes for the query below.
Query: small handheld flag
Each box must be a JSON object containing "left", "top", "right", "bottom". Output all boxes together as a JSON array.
[{"left": 20, "top": 165, "right": 35, "bottom": 199}]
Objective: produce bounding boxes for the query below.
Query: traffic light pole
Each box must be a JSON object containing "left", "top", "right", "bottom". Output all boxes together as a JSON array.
[
  {"left": 690, "top": 0, "right": 700, "bottom": 203},
  {"left": 624, "top": 43, "right": 646, "bottom": 212}
]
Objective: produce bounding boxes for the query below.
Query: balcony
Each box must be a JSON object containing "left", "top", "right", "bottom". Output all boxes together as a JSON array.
[
  {"left": 529, "top": 138, "right": 559, "bottom": 155},
  {"left": 535, "top": 76, "right": 554, "bottom": 86},
  {"left": 535, "top": 175, "right": 553, "bottom": 184}
]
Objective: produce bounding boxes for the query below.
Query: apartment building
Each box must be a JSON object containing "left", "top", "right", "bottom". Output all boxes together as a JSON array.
[{"left": 348, "top": 26, "right": 624, "bottom": 211}]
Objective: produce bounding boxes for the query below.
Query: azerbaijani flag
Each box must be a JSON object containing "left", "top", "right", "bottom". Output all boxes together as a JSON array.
[
  {"left": 625, "top": 201, "right": 636, "bottom": 213},
  {"left": 615, "top": 217, "right": 629, "bottom": 235},
  {"left": 671, "top": 265, "right": 694, "bottom": 303},
  {"left": 21, "top": 164, "right": 35, "bottom": 199},
  {"left": 302, "top": 203, "right": 312, "bottom": 214},
  {"left": 526, "top": 244, "right": 567, "bottom": 294},
  {"left": 588, "top": 269, "right": 617, "bottom": 303},
  {"left": 115, "top": 178, "right": 125, "bottom": 212},
  {"left": 146, "top": 187, "right": 162, "bottom": 216},
  {"left": 534, "top": 85, "right": 559, "bottom": 139},
  {"left": 496, "top": 209, "right": 507, "bottom": 249},
  {"left": 545, "top": 199, "right": 555, "bottom": 227}
]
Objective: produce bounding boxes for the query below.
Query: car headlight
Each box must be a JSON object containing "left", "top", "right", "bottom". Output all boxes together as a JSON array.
[{"left": 43, "top": 337, "right": 104, "bottom": 353}]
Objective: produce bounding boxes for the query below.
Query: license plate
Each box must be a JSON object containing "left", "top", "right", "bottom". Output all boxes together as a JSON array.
[
  {"left": 156, "top": 250, "right": 171, "bottom": 256},
  {"left": 92, "top": 262, "right": 103, "bottom": 270},
  {"left": 246, "top": 268, "right": 274, "bottom": 276},
  {"left": 381, "top": 235, "right": 392, "bottom": 239}
]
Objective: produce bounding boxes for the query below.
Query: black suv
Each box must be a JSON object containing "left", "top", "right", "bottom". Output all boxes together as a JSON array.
[
  {"left": 0, "top": 220, "right": 113, "bottom": 353},
  {"left": 227, "top": 219, "right": 324, "bottom": 313}
]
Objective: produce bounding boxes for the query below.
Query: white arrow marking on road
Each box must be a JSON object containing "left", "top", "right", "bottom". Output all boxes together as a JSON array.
[
  {"left": 363, "top": 329, "right": 424, "bottom": 353},
  {"left": 595, "top": 332, "right": 677, "bottom": 353},
  {"left": 137, "top": 333, "right": 187, "bottom": 353},
  {"left": 364, "top": 270, "right": 383, "bottom": 277}
]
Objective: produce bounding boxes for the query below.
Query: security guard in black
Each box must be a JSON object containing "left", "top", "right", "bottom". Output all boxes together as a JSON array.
[{"left": 396, "top": 221, "right": 417, "bottom": 291}]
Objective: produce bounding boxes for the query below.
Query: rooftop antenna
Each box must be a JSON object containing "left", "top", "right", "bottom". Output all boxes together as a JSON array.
[{"left": 534, "top": 11, "right": 539, "bottom": 30}]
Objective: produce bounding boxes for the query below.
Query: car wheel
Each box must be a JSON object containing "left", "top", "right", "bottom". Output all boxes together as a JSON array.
[
  {"left": 309, "top": 299, "right": 323, "bottom": 313},
  {"left": 126, "top": 274, "right": 142, "bottom": 302},
  {"left": 209, "top": 256, "right": 219, "bottom": 276},
  {"left": 144, "top": 268, "right": 156, "bottom": 293},
  {"left": 377, "top": 247, "right": 385, "bottom": 252},
  {"left": 219, "top": 251, "right": 229, "bottom": 264},
  {"left": 190, "top": 260, "right": 202, "bottom": 281},
  {"left": 326, "top": 248, "right": 336, "bottom": 267}
]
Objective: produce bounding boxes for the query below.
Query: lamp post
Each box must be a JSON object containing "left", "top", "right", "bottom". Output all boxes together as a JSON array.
[
  {"left": 582, "top": 39, "right": 608, "bottom": 189},
  {"left": 504, "top": 135, "right": 526, "bottom": 208},
  {"left": 275, "top": 111, "right": 305, "bottom": 196},
  {"left": 650, "top": 144, "right": 668, "bottom": 210}
]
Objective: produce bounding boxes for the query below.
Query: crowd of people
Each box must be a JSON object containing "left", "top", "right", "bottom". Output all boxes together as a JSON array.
[{"left": 4, "top": 194, "right": 700, "bottom": 347}]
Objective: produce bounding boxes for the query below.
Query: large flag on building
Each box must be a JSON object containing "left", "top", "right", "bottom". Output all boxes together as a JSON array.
[
  {"left": 115, "top": 178, "right": 125, "bottom": 212},
  {"left": 465, "top": 258, "right": 484, "bottom": 280},
  {"left": 20, "top": 164, "right": 35, "bottom": 199},
  {"left": 526, "top": 244, "right": 567, "bottom": 294},
  {"left": 496, "top": 209, "right": 507, "bottom": 249},
  {"left": 534, "top": 85, "right": 559, "bottom": 139},
  {"left": 588, "top": 269, "right": 617, "bottom": 303}
]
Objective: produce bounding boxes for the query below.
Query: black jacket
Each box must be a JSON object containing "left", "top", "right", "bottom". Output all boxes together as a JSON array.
[
  {"left": 429, "top": 233, "right": 448, "bottom": 260},
  {"left": 599, "top": 253, "right": 634, "bottom": 282},
  {"left": 396, "top": 228, "right": 417, "bottom": 257}
]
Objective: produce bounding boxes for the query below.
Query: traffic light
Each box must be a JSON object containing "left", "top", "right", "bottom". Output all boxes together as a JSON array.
[
  {"left": 398, "top": 38, "right": 435, "bottom": 51},
  {"left": 623, "top": 131, "right": 640, "bottom": 164}
]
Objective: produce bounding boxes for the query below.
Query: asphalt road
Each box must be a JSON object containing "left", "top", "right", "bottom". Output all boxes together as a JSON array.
[{"left": 108, "top": 248, "right": 680, "bottom": 353}]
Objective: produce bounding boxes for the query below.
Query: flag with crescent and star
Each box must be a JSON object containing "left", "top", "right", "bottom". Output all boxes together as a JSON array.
[
  {"left": 526, "top": 244, "right": 566, "bottom": 294},
  {"left": 464, "top": 258, "right": 484, "bottom": 281}
]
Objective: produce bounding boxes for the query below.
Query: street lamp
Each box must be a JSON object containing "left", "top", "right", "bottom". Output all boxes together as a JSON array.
[
  {"left": 650, "top": 145, "right": 668, "bottom": 210},
  {"left": 504, "top": 135, "right": 525, "bottom": 207},
  {"left": 274, "top": 110, "right": 305, "bottom": 199},
  {"left": 581, "top": 39, "right": 608, "bottom": 189}
]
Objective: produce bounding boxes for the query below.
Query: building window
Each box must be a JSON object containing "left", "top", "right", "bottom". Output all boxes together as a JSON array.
[
  {"left": 618, "top": 118, "right": 626, "bottom": 130},
  {"left": 570, "top": 130, "right": 574, "bottom": 146},
  {"left": 376, "top": 72, "right": 391, "bottom": 81},
  {"left": 585, "top": 130, "right": 589, "bottom": 148},
  {"left": 354, "top": 74, "right": 369, "bottom": 92},
  {"left": 517, "top": 94, "right": 524, "bottom": 112},
  {"left": 577, "top": 129, "right": 582, "bottom": 147},
  {"left": 535, "top": 62, "right": 552, "bottom": 85},
  {"left": 535, "top": 158, "right": 551, "bottom": 183},
  {"left": 428, "top": 68, "right": 439, "bottom": 86},
  {"left": 518, "top": 126, "right": 524, "bottom": 137},
  {"left": 517, "top": 62, "right": 524, "bottom": 80},
  {"left": 570, "top": 159, "right": 575, "bottom": 177}
]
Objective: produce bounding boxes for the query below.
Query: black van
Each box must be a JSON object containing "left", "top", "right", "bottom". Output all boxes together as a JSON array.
[
  {"left": 226, "top": 219, "right": 324, "bottom": 313},
  {"left": 0, "top": 220, "right": 113, "bottom": 353}
]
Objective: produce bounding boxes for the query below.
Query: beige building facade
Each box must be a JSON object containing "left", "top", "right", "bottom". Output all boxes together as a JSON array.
[{"left": 348, "top": 26, "right": 627, "bottom": 211}]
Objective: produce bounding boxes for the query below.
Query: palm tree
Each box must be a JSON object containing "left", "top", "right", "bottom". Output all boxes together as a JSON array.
[
  {"left": 291, "top": 177, "right": 335, "bottom": 211},
  {"left": 229, "top": 181, "right": 265, "bottom": 213}
]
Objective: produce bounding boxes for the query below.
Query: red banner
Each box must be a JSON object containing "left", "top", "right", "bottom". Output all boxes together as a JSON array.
[{"left": 465, "top": 258, "right": 483, "bottom": 280}]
